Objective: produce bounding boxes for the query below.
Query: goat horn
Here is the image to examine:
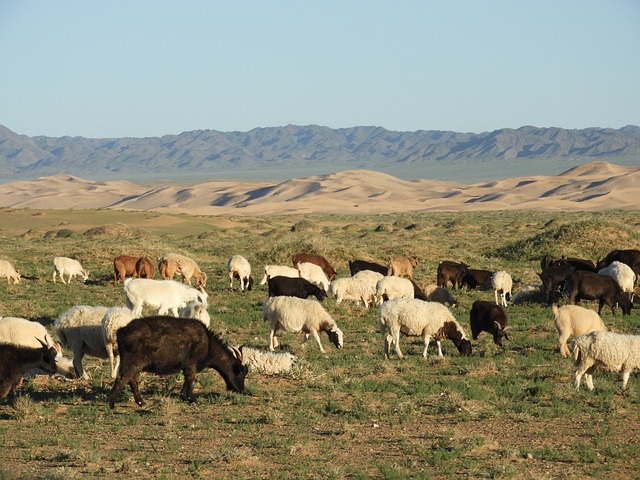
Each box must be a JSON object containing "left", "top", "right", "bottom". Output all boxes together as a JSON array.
[{"left": 229, "top": 346, "right": 243, "bottom": 362}]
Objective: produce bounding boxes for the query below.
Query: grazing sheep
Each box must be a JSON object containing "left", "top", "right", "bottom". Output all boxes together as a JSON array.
[
  {"left": 113, "top": 255, "right": 140, "bottom": 285},
  {"left": 422, "top": 284, "right": 458, "bottom": 307},
  {"left": 260, "top": 265, "right": 300, "bottom": 285},
  {"left": 54, "top": 305, "right": 110, "bottom": 379},
  {"left": 268, "top": 275, "right": 327, "bottom": 302},
  {"left": 552, "top": 304, "right": 606, "bottom": 358},
  {"left": 0, "top": 342, "right": 58, "bottom": 400},
  {"left": 101, "top": 307, "right": 137, "bottom": 379},
  {"left": 296, "top": 262, "right": 330, "bottom": 292},
  {"left": 135, "top": 256, "right": 155, "bottom": 279},
  {"left": 227, "top": 255, "right": 253, "bottom": 291},
  {"left": 492, "top": 271, "right": 513, "bottom": 307},
  {"left": 573, "top": 330, "right": 640, "bottom": 391},
  {"left": 598, "top": 261, "right": 636, "bottom": 302},
  {"left": 512, "top": 284, "right": 545, "bottom": 305},
  {"left": 178, "top": 301, "right": 211, "bottom": 327},
  {"left": 330, "top": 276, "right": 377, "bottom": 308},
  {"left": 52, "top": 257, "right": 89, "bottom": 284},
  {"left": 375, "top": 276, "right": 415, "bottom": 305},
  {"left": 0, "top": 259, "right": 20, "bottom": 284},
  {"left": 239, "top": 346, "right": 299, "bottom": 375},
  {"left": 469, "top": 300, "right": 509, "bottom": 347},
  {"left": 292, "top": 253, "right": 336, "bottom": 281},
  {"left": 123, "top": 278, "right": 208, "bottom": 317},
  {"left": 262, "top": 296, "right": 344, "bottom": 353},
  {"left": 158, "top": 253, "right": 207, "bottom": 287},
  {"left": 387, "top": 256, "right": 419, "bottom": 279},
  {"left": 378, "top": 298, "right": 472, "bottom": 359}
]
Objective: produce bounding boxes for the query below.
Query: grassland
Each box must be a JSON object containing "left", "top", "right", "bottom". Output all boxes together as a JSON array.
[{"left": 0, "top": 207, "right": 639, "bottom": 479}]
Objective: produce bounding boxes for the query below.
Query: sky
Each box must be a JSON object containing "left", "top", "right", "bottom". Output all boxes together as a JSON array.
[{"left": 1, "top": 0, "right": 639, "bottom": 139}]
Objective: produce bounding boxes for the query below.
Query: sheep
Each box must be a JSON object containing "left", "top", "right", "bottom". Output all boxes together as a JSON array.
[
  {"left": 375, "top": 276, "right": 415, "bottom": 305},
  {"left": 260, "top": 265, "right": 300, "bottom": 285},
  {"left": 422, "top": 284, "right": 458, "bottom": 307},
  {"left": 178, "top": 301, "right": 211, "bottom": 327},
  {"left": 54, "top": 305, "right": 110, "bottom": 379},
  {"left": 262, "top": 296, "right": 344, "bottom": 353},
  {"left": 330, "top": 276, "right": 377, "bottom": 308},
  {"left": 239, "top": 346, "right": 299, "bottom": 375},
  {"left": 52, "top": 256, "right": 89, "bottom": 284},
  {"left": 598, "top": 261, "right": 636, "bottom": 302},
  {"left": 0, "top": 342, "right": 58, "bottom": 400},
  {"left": 0, "top": 316, "right": 75, "bottom": 378},
  {"left": 227, "top": 255, "right": 253, "bottom": 291},
  {"left": 268, "top": 275, "right": 327, "bottom": 302},
  {"left": 123, "top": 277, "right": 208, "bottom": 317},
  {"left": 113, "top": 255, "right": 139, "bottom": 285},
  {"left": 469, "top": 300, "right": 510, "bottom": 347},
  {"left": 296, "top": 262, "right": 330, "bottom": 292},
  {"left": 552, "top": 304, "right": 606, "bottom": 358},
  {"left": 101, "top": 307, "right": 137, "bottom": 379},
  {"left": 387, "top": 255, "right": 419, "bottom": 279},
  {"left": 292, "top": 253, "right": 336, "bottom": 281},
  {"left": 573, "top": 330, "right": 640, "bottom": 391},
  {"left": 512, "top": 284, "right": 545, "bottom": 305},
  {"left": 158, "top": 253, "right": 207, "bottom": 287},
  {"left": 378, "top": 298, "right": 472, "bottom": 359},
  {"left": 0, "top": 259, "right": 20, "bottom": 284},
  {"left": 492, "top": 271, "right": 513, "bottom": 307}
]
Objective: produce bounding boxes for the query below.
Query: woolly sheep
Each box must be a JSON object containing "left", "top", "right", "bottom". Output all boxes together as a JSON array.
[
  {"left": 101, "top": 307, "right": 136, "bottom": 378},
  {"left": 260, "top": 265, "right": 300, "bottom": 285},
  {"left": 492, "top": 271, "right": 513, "bottom": 307},
  {"left": 239, "top": 346, "right": 299, "bottom": 375},
  {"left": 52, "top": 256, "right": 89, "bottom": 284},
  {"left": 123, "top": 277, "right": 208, "bottom": 317},
  {"left": 227, "top": 255, "right": 253, "bottom": 291},
  {"left": 375, "top": 276, "right": 415, "bottom": 305},
  {"left": 330, "top": 276, "right": 377, "bottom": 308},
  {"left": 552, "top": 304, "right": 606, "bottom": 358},
  {"left": 0, "top": 259, "right": 20, "bottom": 284},
  {"left": 54, "top": 305, "right": 109, "bottom": 379},
  {"left": 158, "top": 253, "right": 207, "bottom": 287},
  {"left": 296, "top": 262, "right": 330, "bottom": 292},
  {"left": 262, "top": 296, "right": 344, "bottom": 353},
  {"left": 378, "top": 298, "right": 472, "bottom": 359},
  {"left": 512, "top": 284, "right": 545, "bottom": 305},
  {"left": 598, "top": 261, "right": 636, "bottom": 301},
  {"left": 422, "top": 284, "right": 458, "bottom": 307},
  {"left": 179, "top": 301, "right": 211, "bottom": 327},
  {"left": 573, "top": 330, "right": 640, "bottom": 391}
]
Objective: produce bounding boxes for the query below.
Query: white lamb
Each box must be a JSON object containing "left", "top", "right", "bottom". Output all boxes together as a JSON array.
[
  {"left": 262, "top": 296, "right": 344, "bottom": 353},
  {"left": 598, "top": 261, "right": 636, "bottom": 301},
  {"left": 573, "top": 330, "right": 640, "bottom": 391},
  {"left": 178, "top": 301, "right": 211, "bottom": 327},
  {"left": 422, "top": 284, "right": 458, "bottom": 307},
  {"left": 296, "top": 262, "right": 330, "bottom": 291},
  {"left": 0, "top": 259, "right": 21, "bottom": 284},
  {"left": 375, "top": 276, "right": 415, "bottom": 305},
  {"left": 52, "top": 256, "right": 89, "bottom": 284},
  {"left": 378, "top": 298, "right": 472, "bottom": 359},
  {"left": 330, "top": 276, "right": 377, "bottom": 308},
  {"left": 101, "top": 307, "right": 136, "bottom": 379},
  {"left": 227, "top": 255, "right": 253, "bottom": 291},
  {"left": 0, "top": 316, "right": 75, "bottom": 377},
  {"left": 492, "top": 271, "right": 513, "bottom": 307},
  {"left": 54, "top": 305, "right": 110, "bottom": 379},
  {"left": 552, "top": 304, "right": 606, "bottom": 358},
  {"left": 260, "top": 265, "right": 300, "bottom": 285},
  {"left": 123, "top": 277, "right": 208, "bottom": 317},
  {"left": 239, "top": 346, "right": 299, "bottom": 375}
]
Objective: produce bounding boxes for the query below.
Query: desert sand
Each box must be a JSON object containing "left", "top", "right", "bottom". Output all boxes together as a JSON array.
[{"left": 0, "top": 161, "right": 638, "bottom": 215}]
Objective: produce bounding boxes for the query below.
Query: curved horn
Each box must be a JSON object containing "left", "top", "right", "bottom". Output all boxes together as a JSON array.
[{"left": 229, "top": 346, "right": 243, "bottom": 362}]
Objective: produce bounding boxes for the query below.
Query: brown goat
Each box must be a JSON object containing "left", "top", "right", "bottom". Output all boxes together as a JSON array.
[
  {"left": 0, "top": 342, "right": 58, "bottom": 400},
  {"left": 113, "top": 255, "right": 140, "bottom": 285},
  {"left": 135, "top": 256, "right": 155, "bottom": 279}
]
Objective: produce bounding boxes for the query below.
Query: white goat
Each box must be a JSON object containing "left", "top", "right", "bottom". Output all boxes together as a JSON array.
[
  {"left": 573, "top": 330, "right": 640, "bottom": 391},
  {"left": 296, "top": 262, "right": 330, "bottom": 292},
  {"left": 227, "top": 255, "right": 253, "bottom": 291},
  {"left": 260, "top": 265, "right": 300, "bottom": 285},
  {"left": 375, "top": 276, "right": 415, "bottom": 305},
  {"left": 492, "top": 271, "right": 513, "bottom": 307},
  {"left": 52, "top": 256, "right": 89, "bottom": 284},
  {"left": 0, "top": 259, "right": 21, "bottom": 284},
  {"left": 101, "top": 307, "right": 136, "bottom": 379},
  {"left": 378, "top": 298, "right": 472, "bottom": 359},
  {"left": 552, "top": 304, "right": 606, "bottom": 358},
  {"left": 262, "top": 296, "right": 344, "bottom": 353},
  {"left": 598, "top": 261, "right": 636, "bottom": 301},
  {"left": 239, "top": 346, "right": 299, "bottom": 375},
  {"left": 178, "top": 301, "right": 211, "bottom": 327},
  {"left": 158, "top": 253, "right": 207, "bottom": 287},
  {"left": 54, "top": 305, "right": 109, "bottom": 379},
  {"left": 123, "top": 278, "right": 208, "bottom": 317}
]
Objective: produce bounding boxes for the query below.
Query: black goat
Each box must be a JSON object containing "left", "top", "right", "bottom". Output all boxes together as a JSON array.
[
  {"left": 566, "top": 271, "right": 633, "bottom": 316},
  {"left": 469, "top": 300, "right": 509, "bottom": 347},
  {"left": 348, "top": 260, "right": 388, "bottom": 276},
  {"left": 268, "top": 275, "right": 327, "bottom": 301},
  {"left": 0, "top": 341, "right": 58, "bottom": 400}
]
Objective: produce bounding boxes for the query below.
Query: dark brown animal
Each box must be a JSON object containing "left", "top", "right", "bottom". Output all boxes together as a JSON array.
[
  {"left": 113, "top": 255, "right": 140, "bottom": 285},
  {"left": 107, "top": 316, "right": 247, "bottom": 408},
  {"left": 0, "top": 341, "right": 58, "bottom": 400},
  {"left": 461, "top": 269, "right": 493, "bottom": 290},
  {"left": 348, "top": 260, "right": 388, "bottom": 276},
  {"left": 566, "top": 270, "right": 633, "bottom": 316},
  {"left": 268, "top": 275, "right": 327, "bottom": 301},
  {"left": 549, "top": 256, "right": 597, "bottom": 273},
  {"left": 437, "top": 261, "right": 469, "bottom": 290},
  {"left": 469, "top": 300, "right": 509, "bottom": 347},
  {"left": 538, "top": 263, "right": 575, "bottom": 304},
  {"left": 135, "top": 256, "right": 155, "bottom": 279},
  {"left": 292, "top": 253, "right": 336, "bottom": 281}
]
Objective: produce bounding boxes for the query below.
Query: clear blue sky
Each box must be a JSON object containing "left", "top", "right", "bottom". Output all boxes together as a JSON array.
[{"left": 1, "top": 0, "right": 638, "bottom": 139}]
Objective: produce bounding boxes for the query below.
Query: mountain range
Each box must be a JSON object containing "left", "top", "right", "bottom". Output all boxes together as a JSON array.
[{"left": 1, "top": 124, "right": 639, "bottom": 183}]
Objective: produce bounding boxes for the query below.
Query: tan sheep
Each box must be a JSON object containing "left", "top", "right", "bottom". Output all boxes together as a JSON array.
[{"left": 553, "top": 304, "right": 606, "bottom": 358}]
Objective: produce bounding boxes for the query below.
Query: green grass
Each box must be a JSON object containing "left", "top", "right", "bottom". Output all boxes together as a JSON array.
[{"left": 1, "top": 208, "right": 640, "bottom": 479}]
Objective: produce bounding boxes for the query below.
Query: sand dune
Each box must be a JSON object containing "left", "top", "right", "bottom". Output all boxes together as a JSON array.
[{"left": 0, "top": 162, "right": 637, "bottom": 215}]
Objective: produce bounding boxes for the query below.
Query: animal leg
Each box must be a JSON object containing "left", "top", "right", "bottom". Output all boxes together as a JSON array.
[
  {"left": 621, "top": 371, "right": 631, "bottom": 390},
  {"left": 310, "top": 330, "right": 326, "bottom": 353},
  {"left": 392, "top": 330, "right": 404, "bottom": 359},
  {"left": 0, "top": 381, "right": 13, "bottom": 400},
  {"left": 107, "top": 377, "right": 127, "bottom": 408},
  {"left": 129, "top": 373, "right": 144, "bottom": 406},
  {"left": 435, "top": 339, "right": 443, "bottom": 357},
  {"left": 107, "top": 345, "right": 117, "bottom": 379},
  {"left": 181, "top": 367, "right": 197, "bottom": 402},
  {"left": 269, "top": 327, "right": 278, "bottom": 351},
  {"left": 558, "top": 335, "right": 570, "bottom": 358},
  {"left": 73, "top": 350, "right": 88, "bottom": 380}
]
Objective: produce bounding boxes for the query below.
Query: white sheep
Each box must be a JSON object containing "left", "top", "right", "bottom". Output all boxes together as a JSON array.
[
  {"left": 329, "top": 276, "right": 377, "bottom": 308},
  {"left": 0, "top": 259, "right": 21, "bottom": 284},
  {"left": 178, "top": 300, "right": 211, "bottom": 327},
  {"left": 52, "top": 256, "right": 89, "bottom": 284},
  {"left": 512, "top": 284, "right": 545, "bottom": 305},
  {"left": 54, "top": 305, "right": 110, "bottom": 379},
  {"left": 378, "top": 298, "right": 472, "bottom": 359},
  {"left": 262, "top": 296, "right": 344, "bottom": 353},
  {"left": 598, "top": 261, "right": 636, "bottom": 301},
  {"left": 239, "top": 346, "right": 299, "bottom": 375},
  {"left": 158, "top": 253, "right": 207, "bottom": 287},
  {"left": 492, "top": 271, "right": 513, "bottom": 307},
  {"left": 101, "top": 307, "right": 136, "bottom": 379},
  {"left": 260, "top": 265, "right": 300, "bottom": 285},
  {"left": 375, "top": 276, "right": 415, "bottom": 305},
  {"left": 0, "top": 316, "right": 75, "bottom": 377},
  {"left": 296, "top": 261, "right": 330, "bottom": 292},
  {"left": 422, "top": 284, "right": 458, "bottom": 307},
  {"left": 123, "top": 277, "right": 208, "bottom": 317},
  {"left": 227, "top": 255, "right": 253, "bottom": 291},
  {"left": 573, "top": 330, "right": 640, "bottom": 391},
  {"left": 552, "top": 304, "right": 606, "bottom": 358}
]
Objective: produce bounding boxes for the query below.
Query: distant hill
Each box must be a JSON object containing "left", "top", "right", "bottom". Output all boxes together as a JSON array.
[{"left": 1, "top": 124, "right": 639, "bottom": 183}]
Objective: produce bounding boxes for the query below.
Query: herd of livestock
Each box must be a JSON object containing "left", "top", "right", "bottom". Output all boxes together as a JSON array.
[{"left": 0, "top": 247, "right": 639, "bottom": 407}]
